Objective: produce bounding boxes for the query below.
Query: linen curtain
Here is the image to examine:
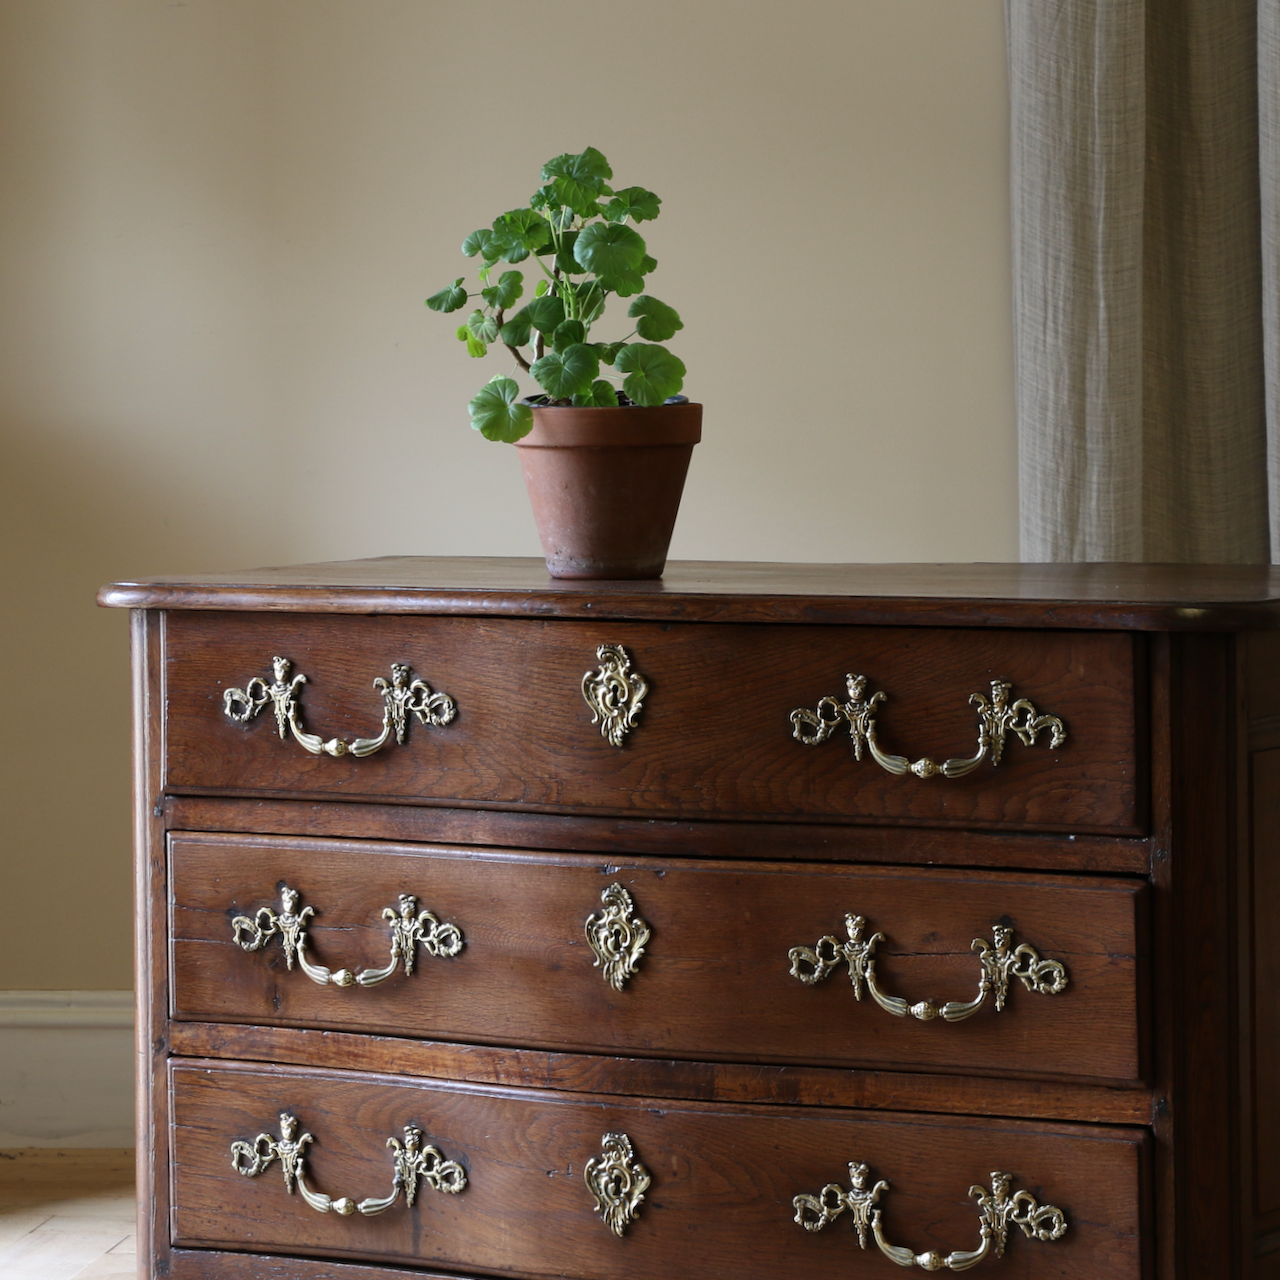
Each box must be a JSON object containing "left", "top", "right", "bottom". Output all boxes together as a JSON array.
[{"left": 1010, "top": 0, "right": 1279, "bottom": 563}]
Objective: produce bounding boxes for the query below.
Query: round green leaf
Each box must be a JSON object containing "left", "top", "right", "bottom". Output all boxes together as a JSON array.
[
  {"left": 603, "top": 187, "right": 662, "bottom": 223},
  {"left": 524, "top": 295, "right": 566, "bottom": 334},
  {"left": 641, "top": 255, "right": 658, "bottom": 274},
  {"left": 480, "top": 270, "right": 524, "bottom": 310},
  {"left": 426, "top": 278, "right": 468, "bottom": 313},
  {"left": 613, "top": 343, "right": 685, "bottom": 406},
  {"left": 598, "top": 266, "right": 646, "bottom": 297},
  {"left": 469, "top": 375, "right": 533, "bottom": 442},
  {"left": 594, "top": 340, "right": 626, "bottom": 364},
  {"left": 627, "top": 295, "right": 683, "bottom": 342},
  {"left": 466, "top": 310, "right": 499, "bottom": 344},
  {"left": 541, "top": 146, "right": 613, "bottom": 189},
  {"left": 573, "top": 222, "right": 646, "bottom": 277},
  {"left": 552, "top": 319, "right": 586, "bottom": 351},
  {"left": 530, "top": 343, "right": 600, "bottom": 399},
  {"left": 572, "top": 379, "right": 621, "bottom": 408},
  {"left": 462, "top": 229, "right": 499, "bottom": 260},
  {"left": 555, "top": 232, "right": 585, "bottom": 275},
  {"left": 499, "top": 310, "right": 533, "bottom": 348},
  {"left": 490, "top": 208, "right": 552, "bottom": 263},
  {"left": 542, "top": 177, "right": 603, "bottom": 218}
]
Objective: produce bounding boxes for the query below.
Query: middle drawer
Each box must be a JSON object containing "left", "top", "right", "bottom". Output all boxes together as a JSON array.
[{"left": 170, "top": 832, "right": 1145, "bottom": 1085}]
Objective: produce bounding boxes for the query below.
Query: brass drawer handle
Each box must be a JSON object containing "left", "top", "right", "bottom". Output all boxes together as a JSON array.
[
  {"left": 584, "top": 883, "right": 651, "bottom": 990},
  {"left": 584, "top": 1132, "right": 651, "bottom": 1237},
  {"left": 794, "top": 1160, "right": 1066, "bottom": 1270},
  {"left": 232, "top": 886, "right": 464, "bottom": 989},
  {"left": 790, "top": 675, "right": 1065, "bottom": 779},
  {"left": 788, "top": 913, "right": 1067, "bottom": 1022},
  {"left": 231, "top": 1113, "right": 466, "bottom": 1218},
  {"left": 223, "top": 656, "right": 455, "bottom": 758}
]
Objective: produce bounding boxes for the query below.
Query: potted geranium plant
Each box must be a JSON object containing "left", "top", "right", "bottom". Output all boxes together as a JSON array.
[{"left": 426, "top": 147, "right": 701, "bottom": 579}]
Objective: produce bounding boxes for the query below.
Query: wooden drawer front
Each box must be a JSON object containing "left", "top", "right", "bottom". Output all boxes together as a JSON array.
[
  {"left": 162, "top": 612, "right": 1140, "bottom": 834},
  {"left": 170, "top": 833, "right": 1146, "bottom": 1085},
  {"left": 170, "top": 1061, "right": 1145, "bottom": 1279}
]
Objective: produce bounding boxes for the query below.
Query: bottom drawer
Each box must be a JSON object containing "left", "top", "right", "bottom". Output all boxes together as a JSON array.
[{"left": 171, "top": 1061, "right": 1146, "bottom": 1279}]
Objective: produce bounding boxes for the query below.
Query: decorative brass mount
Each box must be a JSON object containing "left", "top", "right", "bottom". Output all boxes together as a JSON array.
[
  {"left": 231, "top": 1113, "right": 465, "bottom": 1217},
  {"left": 232, "top": 886, "right": 464, "bottom": 989},
  {"left": 581, "top": 644, "right": 648, "bottom": 747},
  {"left": 584, "top": 1132, "right": 651, "bottom": 1237},
  {"left": 790, "top": 675, "right": 1065, "bottom": 778},
  {"left": 223, "top": 656, "right": 455, "bottom": 757},
  {"left": 584, "top": 883, "right": 651, "bottom": 991},
  {"left": 794, "top": 1160, "right": 1067, "bottom": 1270},
  {"left": 787, "top": 913, "right": 1067, "bottom": 1022}
]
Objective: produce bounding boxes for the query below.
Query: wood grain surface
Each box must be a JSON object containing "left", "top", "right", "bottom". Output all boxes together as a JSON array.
[
  {"left": 162, "top": 613, "right": 1141, "bottom": 833},
  {"left": 170, "top": 1061, "right": 1146, "bottom": 1280},
  {"left": 99, "top": 556, "right": 1280, "bottom": 630},
  {"left": 166, "top": 1021, "right": 1154, "bottom": 1126},
  {"left": 165, "top": 794, "right": 1154, "bottom": 875},
  {"left": 169, "top": 833, "right": 1146, "bottom": 1085}
]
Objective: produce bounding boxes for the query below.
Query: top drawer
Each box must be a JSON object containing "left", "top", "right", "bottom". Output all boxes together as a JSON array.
[{"left": 162, "top": 612, "right": 1141, "bottom": 834}]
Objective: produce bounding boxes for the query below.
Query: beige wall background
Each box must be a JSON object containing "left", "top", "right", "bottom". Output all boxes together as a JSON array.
[{"left": 0, "top": 0, "right": 1015, "bottom": 989}]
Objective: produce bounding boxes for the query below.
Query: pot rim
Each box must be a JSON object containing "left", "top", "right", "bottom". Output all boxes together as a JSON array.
[{"left": 516, "top": 402, "right": 702, "bottom": 449}]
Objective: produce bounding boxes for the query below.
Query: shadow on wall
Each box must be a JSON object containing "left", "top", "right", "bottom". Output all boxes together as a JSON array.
[{"left": 0, "top": 417, "right": 292, "bottom": 990}]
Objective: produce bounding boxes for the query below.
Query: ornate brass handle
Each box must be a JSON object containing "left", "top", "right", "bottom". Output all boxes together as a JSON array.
[
  {"left": 223, "top": 656, "right": 455, "bottom": 758},
  {"left": 231, "top": 1113, "right": 466, "bottom": 1217},
  {"left": 794, "top": 1160, "right": 1066, "bottom": 1270},
  {"left": 788, "top": 913, "right": 1067, "bottom": 1022},
  {"left": 790, "top": 675, "right": 1065, "bottom": 778},
  {"left": 582, "top": 644, "right": 648, "bottom": 747},
  {"left": 232, "top": 886, "right": 463, "bottom": 988},
  {"left": 584, "top": 883, "right": 651, "bottom": 990},
  {"left": 584, "top": 1132, "right": 651, "bottom": 1237}
]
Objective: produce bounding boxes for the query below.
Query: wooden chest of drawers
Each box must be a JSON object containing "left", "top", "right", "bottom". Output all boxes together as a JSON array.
[{"left": 100, "top": 558, "right": 1280, "bottom": 1279}]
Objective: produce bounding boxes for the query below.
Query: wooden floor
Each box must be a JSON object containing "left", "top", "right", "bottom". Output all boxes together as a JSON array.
[{"left": 0, "top": 1149, "right": 136, "bottom": 1279}]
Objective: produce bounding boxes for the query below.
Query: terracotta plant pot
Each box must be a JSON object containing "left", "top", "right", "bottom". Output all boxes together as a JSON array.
[{"left": 515, "top": 402, "right": 702, "bottom": 580}]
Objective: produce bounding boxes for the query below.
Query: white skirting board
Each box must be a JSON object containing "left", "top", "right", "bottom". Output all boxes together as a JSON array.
[{"left": 0, "top": 992, "right": 134, "bottom": 1147}]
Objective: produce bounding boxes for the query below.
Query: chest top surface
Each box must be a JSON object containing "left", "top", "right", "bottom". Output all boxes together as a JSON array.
[{"left": 99, "top": 555, "right": 1280, "bottom": 630}]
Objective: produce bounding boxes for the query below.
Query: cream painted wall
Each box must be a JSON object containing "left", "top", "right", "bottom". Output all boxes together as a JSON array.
[{"left": 0, "top": 0, "right": 1014, "bottom": 988}]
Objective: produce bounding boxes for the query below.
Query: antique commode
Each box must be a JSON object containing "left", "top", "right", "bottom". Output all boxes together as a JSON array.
[{"left": 99, "top": 558, "right": 1280, "bottom": 1279}]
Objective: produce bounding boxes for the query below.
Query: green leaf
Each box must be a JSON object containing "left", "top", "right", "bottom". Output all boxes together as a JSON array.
[
  {"left": 466, "top": 309, "right": 500, "bottom": 344},
  {"left": 541, "top": 146, "right": 613, "bottom": 190},
  {"left": 641, "top": 255, "right": 658, "bottom": 274},
  {"left": 462, "top": 229, "right": 499, "bottom": 260},
  {"left": 499, "top": 310, "right": 533, "bottom": 348},
  {"left": 480, "top": 270, "right": 523, "bottom": 311},
  {"left": 552, "top": 319, "right": 585, "bottom": 351},
  {"left": 456, "top": 323, "right": 486, "bottom": 356},
  {"left": 628, "top": 295, "right": 683, "bottom": 342},
  {"left": 613, "top": 343, "right": 686, "bottom": 405},
  {"left": 574, "top": 222, "right": 646, "bottom": 277},
  {"left": 535, "top": 177, "right": 603, "bottom": 219},
  {"left": 603, "top": 186, "right": 662, "bottom": 223},
  {"left": 524, "top": 295, "right": 566, "bottom": 334},
  {"left": 469, "top": 375, "right": 533, "bottom": 442},
  {"left": 490, "top": 208, "right": 552, "bottom": 263},
  {"left": 554, "top": 231, "right": 584, "bottom": 275},
  {"left": 530, "top": 343, "right": 600, "bottom": 398},
  {"left": 593, "top": 340, "right": 626, "bottom": 364},
  {"left": 426, "top": 278, "right": 468, "bottom": 313},
  {"left": 598, "top": 267, "right": 646, "bottom": 297},
  {"left": 572, "top": 379, "right": 620, "bottom": 408},
  {"left": 534, "top": 279, "right": 550, "bottom": 297}
]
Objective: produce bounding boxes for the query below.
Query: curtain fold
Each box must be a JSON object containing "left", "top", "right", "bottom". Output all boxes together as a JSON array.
[{"left": 1012, "top": 0, "right": 1274, "bottom": 563}]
